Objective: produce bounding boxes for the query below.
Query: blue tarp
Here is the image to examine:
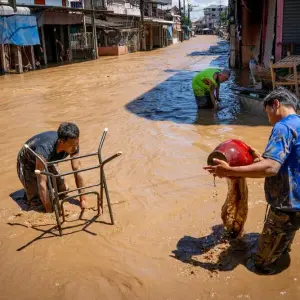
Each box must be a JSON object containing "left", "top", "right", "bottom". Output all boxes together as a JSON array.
[
  {"left": 167, "top": 25, "right": 173, "bottom": 40},
  {"left": 0, "top": 15, "right": 40, "bottom": 46}
]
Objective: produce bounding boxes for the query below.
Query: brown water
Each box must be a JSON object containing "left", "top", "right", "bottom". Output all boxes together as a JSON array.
[
  {"left": 222, "top": 178, "right": 248, "bottom": 239},
  {"left": 0, "top": 36, "right": 299, "bottom": 300}
]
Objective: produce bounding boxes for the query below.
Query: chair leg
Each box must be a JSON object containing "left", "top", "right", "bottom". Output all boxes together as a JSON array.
[
  {"left": 270, "top": 61, "right": 276, "bottom": 90},
  {"left": 102, "top": 171, "right": 114, "bottom": 225},
  {"left": 294, "top": 63, "right": 299, "bottom": 97},
  {"left": 53, "top": 199, "right": 62, "bottom": 236},
  {"left": 97, "top": 194, "right": 101, "bottom": 216}
]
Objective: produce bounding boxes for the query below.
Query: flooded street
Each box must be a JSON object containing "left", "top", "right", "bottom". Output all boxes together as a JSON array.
[{"left": 0, "top": 35, "right": 299, "bottom": 300}]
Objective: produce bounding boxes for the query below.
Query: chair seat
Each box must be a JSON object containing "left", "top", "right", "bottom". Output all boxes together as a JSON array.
[{"left": 283, "top": 73, "right": 300, "bottom": 82}]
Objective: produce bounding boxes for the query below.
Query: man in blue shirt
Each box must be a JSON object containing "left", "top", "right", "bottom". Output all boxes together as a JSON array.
[{"left": 204, "top": 87, "right": 300, "bottom": 274}]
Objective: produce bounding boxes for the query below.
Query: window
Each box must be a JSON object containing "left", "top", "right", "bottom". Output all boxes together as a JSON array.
[{"left": 212, "top": 8, "right": 216, "bottom": 11}]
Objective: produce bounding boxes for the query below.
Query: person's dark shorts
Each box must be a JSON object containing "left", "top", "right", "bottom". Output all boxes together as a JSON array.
[
  {"left": 17, "top": 154, "right": 66, "bottom": 203},
  {"left": 194, "top": 95, "right": 213, "bottom": 109},
  {"left": 254, "top": 206, "right": 300, "bottom": 271}
]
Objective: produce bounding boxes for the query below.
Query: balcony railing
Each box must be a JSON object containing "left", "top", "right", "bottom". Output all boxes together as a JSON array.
[
  {"left": 106, "top": 2, "right": 140, "bottom": 16},
  {"left": 70, "top": 32, "right": 93, "bottom": 50}
]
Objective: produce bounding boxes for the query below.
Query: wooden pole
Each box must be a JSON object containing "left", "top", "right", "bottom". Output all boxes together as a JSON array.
[
  {"left": 0, "top": 44, "right": 7, "bottom": 73},
  {"left": 16, "top": 46, "right": 23, "bottom": 74},
  {"left": 178, "top": 0, "right": 181, "bottom": 16},
  {"left": 275, "top": 0, "right": 284, "bottom": 62},
  {"left": 140, "top": 0, "right": 146, "bottom": 51},
  {"left": 68, "top": 25, "right": 72, "bottom": 61},
  {"left": 159, "top": 24, "right": 162, "bottom": 48},
  {"left": 294, "top": 62, "right": 299, "bottom": 97},
  {"left": 41, "top": 25, "right": 47, "bottom": 65},
  {"left": 31, "top": 46, "right": 36, "bottom": 70},
  {"left": 150, "top": 24, "right": 153, "bottom": 50},
  {"left": 91, "top": 0, "right": 98, "bottom": 59}
]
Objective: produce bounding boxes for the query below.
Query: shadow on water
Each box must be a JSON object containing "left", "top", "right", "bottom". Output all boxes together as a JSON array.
[
  {"left": 188, "top": 40, "right": 230, "bottom": 57},
  {"left": 171, "top": 224, "right": 290, "bottom": 275},
  {"left": 9, "top": 189, "right": 45, "bottom": 212},
  {"left": 125, "top": 40, "right": 269, "bottom": 126}
]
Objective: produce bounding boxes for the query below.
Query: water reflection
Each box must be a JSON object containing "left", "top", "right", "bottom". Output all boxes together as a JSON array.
[{"left": 126, "top": 40, "right": 268, "bottom": 126}]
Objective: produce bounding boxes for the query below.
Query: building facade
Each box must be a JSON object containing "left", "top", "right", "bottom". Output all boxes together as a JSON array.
[
  {"left": 228, "top": 0, "right": 300, "bottom": 69},
  {"left": 1, "top": 0, "right": 182, "bottom": 74},
  {"left": 203, "top": 4, "right": 227, "bottom": 29}
]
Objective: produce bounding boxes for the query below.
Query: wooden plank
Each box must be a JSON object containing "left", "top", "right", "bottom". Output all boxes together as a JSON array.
[
  {"left": 294, "top": 62, "right": 299, "bottom": 96},
  {"left": 273, "top": 55, "right": 300, "bottom": 68},
  {"left": 31, "top": 46, "right": 36, "bottom": 70},
  {"left": 275, "top": 0, "right": 284, "bottom": 61},
  {"left": 41, "top": 26, "right": 47, "bottom": 65},
  {"left": 270, "top": 60, "right": 276, "bottom": 89},
  {"left": 16, "top": 46, "right": 23, "bottom": 74},
  {"left": 231, "top": 87, "right": 268, "bottom": 96},
  {"left": 275, "top": 82, "right": 298, "bottom": 86},
  {"left": 0, "top": 44, "right": 7, "bottom": 73},
  {"left": 284, "top": 73, "right": 300, "bottom": 81}
]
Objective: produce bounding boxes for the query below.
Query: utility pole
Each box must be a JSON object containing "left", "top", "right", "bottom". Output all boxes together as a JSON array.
[
  {"left": 91, "top": 0, "right": 98, "bottom": 59},
  {"left": 140, "top": 0, "right": 146, "bottom": 50},
  {"left": 178, "top": 0, "right": 181, "bottom": 19},
  {"left": 219, "top": 0, "right": 222, "bottom": 27},
  {"left": 188, "top": 4, "right": 190, "bottom": 26},
  {"left": 188, "top": 4, "right": 198, "bottom": 27}
]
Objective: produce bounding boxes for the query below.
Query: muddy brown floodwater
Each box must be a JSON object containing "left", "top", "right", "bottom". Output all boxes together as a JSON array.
[{"left": 0, "top": 36, "right": 299, "bottom": 300}]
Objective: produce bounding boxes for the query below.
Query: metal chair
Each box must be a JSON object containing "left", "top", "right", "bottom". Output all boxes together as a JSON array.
[{"left": 24, "top": 128, "right": 122, "bottom": 236}]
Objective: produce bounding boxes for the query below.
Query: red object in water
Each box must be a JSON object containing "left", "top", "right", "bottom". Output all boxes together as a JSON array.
[{"left": 207, "top": 139, "right": 254, "bottom": 167}]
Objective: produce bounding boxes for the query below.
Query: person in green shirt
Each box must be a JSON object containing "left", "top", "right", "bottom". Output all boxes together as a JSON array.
[{"left": 192, "top": 68, "right": 231, "bottom": 109}]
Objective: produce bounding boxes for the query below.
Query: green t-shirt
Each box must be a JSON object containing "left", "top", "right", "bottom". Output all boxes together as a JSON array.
[{"left": 192, "top": 68, "right": 220, "bottom": 97}]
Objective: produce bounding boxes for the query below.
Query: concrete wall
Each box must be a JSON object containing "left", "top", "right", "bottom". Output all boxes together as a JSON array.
[
  {"left": 16, "top": 0, "right": 63, "bottom": 6},
  {"left": 45, "top": 0, "right": 63, "bottom": 5},
  {"left": 16, "top": 0, "right": 63, "bottom": 5},
  {"left": 16, "top": 0, "right": 34, "bottom": 4},
  {"left": 98, "top": 45, "right": 128, "bottom": 56},
  {"left": 241, "top": 3, "right": 262, "bottom": 68},
  {"left": 107, "top": 3, "right": 140, "bottom": 16}
]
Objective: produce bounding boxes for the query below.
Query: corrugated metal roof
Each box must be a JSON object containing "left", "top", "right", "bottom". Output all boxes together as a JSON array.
[
  {"left": 283, "top": 0, "right": 300, "bottom": 44},
  {"left": 144, "top": 17, "right": 174, "bottom": 24},
  {"left": 0, "top": 5, "right": 30, "bottom": 15},
  {"left": 85, "top": 16, "right": 124, "bottom": 28}
]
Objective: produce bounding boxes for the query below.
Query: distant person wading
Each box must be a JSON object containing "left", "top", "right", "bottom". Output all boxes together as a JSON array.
[{"left": 192, "top": 68, "right": 230, "bottom": 109}]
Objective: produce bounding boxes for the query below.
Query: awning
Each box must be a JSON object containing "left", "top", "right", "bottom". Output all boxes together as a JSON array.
[
  {"left": 144, "top": 17, "right": 174, "bottom": 25},
  {"left": 36, "top": 11, "right": 83, "bottom": 26},
  {"left": 85, "top": 16, "right": 123, "bottom": 29},
  {"left": 0, "top": 5, "right": 30, "bottom": 16},
  {"left": 148, "top": 0, "right": 172, "bottom": 5},
  {"left": 0, "top": 15, "right": 40, "bottom": 45}
]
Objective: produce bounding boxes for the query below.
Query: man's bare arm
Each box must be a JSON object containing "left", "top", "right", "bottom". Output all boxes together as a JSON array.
[
  {"left": 71, "top": 155, "right": 87, "bottom": 209},
  {"left": 204, "top": 157, "right": 281, "bottom": 178},
  {"left": 210, "top": 84, "right": 217, "bottom": 109},
  {"left": 36, "top": 158, "right": 52, "bottom": 212}
]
